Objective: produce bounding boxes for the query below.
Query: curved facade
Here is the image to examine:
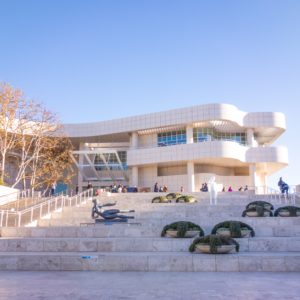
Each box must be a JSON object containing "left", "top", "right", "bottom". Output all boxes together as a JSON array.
[{"left": 65, "top": 103, "right": 288, "bottom": 193}]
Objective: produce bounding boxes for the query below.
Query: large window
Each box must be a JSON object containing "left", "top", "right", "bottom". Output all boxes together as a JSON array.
[
  {"left": 94, "top": 151, "right": 127, "bottom": 170},
  {"left": 157, "top": 130, "right": 186, "bottom": 147},
  {"left": 193, "top": 128, "right": 246, "bottom": 145}
]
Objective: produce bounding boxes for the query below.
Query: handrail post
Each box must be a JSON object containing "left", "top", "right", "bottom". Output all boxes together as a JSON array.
[
  {"left": 5, "top": 211, "right": 8, "bottom": 227},
  {"left": 30, "top": 207, "right": 33, "bottom": 223},
  {"left": 0, "top": 210, "right": 3, "bottom": 227},
  {"left": 18, "top": 212, "right": 21, "bottom": 227}
]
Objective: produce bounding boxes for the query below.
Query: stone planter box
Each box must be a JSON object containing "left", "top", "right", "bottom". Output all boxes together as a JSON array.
[
  {"left": 176, "top": 198, "right": 196, "bottom": 203},
  {"left": 216, "top": 228, "right": 251, "bottom": 238},
  {"left": 195, "top": 244, "right": 236, "bottom": 254},
  {"left": 152, "top": 199, "right": 170, "bottom": 203},
  {"left": 278, "top": 211, "right": 300, "bottom": 217},
  {"left": 247, "top": 203, "right": 273, "bottom": 210},
  {"left": 165, "top": 230, "right": 200, "bottom": 238},
  {"left": 245, "top": 211, "right": 270, "bottom": 217}
]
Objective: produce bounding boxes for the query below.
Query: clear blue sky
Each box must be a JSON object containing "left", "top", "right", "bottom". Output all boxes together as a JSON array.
[{"left": 0, "top": 0, "right": 299, "bottom": 188}]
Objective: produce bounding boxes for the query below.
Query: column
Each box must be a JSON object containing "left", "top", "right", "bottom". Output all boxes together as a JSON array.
[
  {"left": 131, "top": 166, "right": 138, "bottom": 187},
  {"left": 187, "top": 161, "right": 195, "bottom": 193},
  {"left": 186, "top": 125, "right": 194, "bottom": 144},
  {"left": 249, "top": 164, "right": 259, "bottom": 193},
  {"left": 131, "top": 132, "right": 138, "bottom": 149},
  {"left": 247, "top": 128, "right": 254, "bottom": 147},
  {"left": 260, "top": 172, "right": 268, "bottom": 194},
  {"left": 78, "top": 143, "right": 85, "bottom": 193}
]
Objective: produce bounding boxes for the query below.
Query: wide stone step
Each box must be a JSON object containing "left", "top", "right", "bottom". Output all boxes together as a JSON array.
[
  {"left": 50, "top": 212, "right": 249, "bottom": 221},
  {"left": 79, "top": 197, "right": 297, "bottom": 207},
  {"left": 0, "top": 251, "right": 299, "bottom": 271},
  {"left": 64, "top": 203, "right": 254, "bottom": 210},
  {"left": 59, "top": 205, "right": 252, "bottom": 212},
  {"left": 38, "top": 214, "right": 300, "bottom": 228},
  {"left": 94, "top": 192, "right": 293, "bottom": 199},
  {"left": 77, "top": 199, "right": 298, "bottom": 207},
  {"left": 3, "top": 223, "right": 300, "bottom": 238},
  {"left": 55, "top": 203, "right": 299, "bottom": 216},
  {"left": 0, "top": 237, "right": 299, "bottom": 253}
]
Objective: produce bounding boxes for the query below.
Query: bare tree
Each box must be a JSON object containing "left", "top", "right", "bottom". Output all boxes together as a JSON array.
[
  {"left": 29, "top": 134, "right": 74, "bottom": 193},
  {"left": 0, "top": 83, "right": 24, "bottom": 183},
  {"left": 0, "top": 83, "right": 74, "bottom": 191}
]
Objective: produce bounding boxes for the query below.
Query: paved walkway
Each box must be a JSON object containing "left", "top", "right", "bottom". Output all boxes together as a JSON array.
[{"left": 0, "top": 272, "right": 299, "bottom": 300}]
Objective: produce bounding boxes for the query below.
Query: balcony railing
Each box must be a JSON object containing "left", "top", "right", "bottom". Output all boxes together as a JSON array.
[{"left": 0, "top": 189, "right": 93, "bottom": 227}]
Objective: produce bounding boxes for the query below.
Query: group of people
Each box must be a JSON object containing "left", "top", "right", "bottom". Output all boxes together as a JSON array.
[
  {"left": 110, "top": 183, "right": 129, "bottom": 193},
  {"left": 238, "top": 185, "right": 248, "bottom": 191},
  {"left": 75, "top": 182, "right": 134, "bottom": 195},
  {"left": 73, "top": 176, "right": 290, "bottom": 196},
  {"left": 199, "top": 183, "right": 249, "bottom": 192},
  {"left": 221, "top": 185, "right": 248, "bottom": 192},
  {"left": 154, "top": 182, "right": 168, "bottom": 192}
]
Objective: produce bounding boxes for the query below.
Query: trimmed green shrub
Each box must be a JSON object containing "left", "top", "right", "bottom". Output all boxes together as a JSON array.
[
  {"left": 161, "top": 221, "right": 204, "bottom": 238},
  {"left": 151, "top": 196, "right": 170, "bottom": 203},
  {"left": 242, "top": 206, "right": 273, "bottom": 217},
  {"left": 274, "top": 206, "right": 300, "bottom": 217},
  {"left": 211, "top": 220, "right": 255, "bottom": 237},
  {"left": 176, "top": 195, "right": 196, "bottom": 203},
  {"left": 246, "top": 201, "right": 274, "bottom": 210},
  {"left": 189, "top": 234, "right": 239, "bottom": 253},
  {"left": 166, "top": 193, "right": 182, "bottom": 200}
]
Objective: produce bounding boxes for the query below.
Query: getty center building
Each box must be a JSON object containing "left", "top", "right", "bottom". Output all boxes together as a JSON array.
[{"left": 65, "top": 103, "right": 288, "bottom": 193}]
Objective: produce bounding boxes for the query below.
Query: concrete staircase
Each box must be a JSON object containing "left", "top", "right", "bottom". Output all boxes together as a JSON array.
[{"left": 0, "top": 192, "right": 299, "bottom": 271}]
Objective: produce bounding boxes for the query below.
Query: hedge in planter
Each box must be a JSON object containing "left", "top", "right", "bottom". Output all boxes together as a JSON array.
[
  {"left": 151, "top": 196, "right": 171, "bottom": 203},
  {"left": 176, "top": 195, "right": 196, "bottom": 203},
  {"left": 189, "top": 234, "right": 239, "bottom": 254},
  {"left": 274, "top": 206, "right": 300, "bottom": 217},
  {"left": 166, "top": 193, "right": 182, "bottom": 200},
  {"left": 161, "top": 221, "right": 205, "bottom": 238},
  {"left": 242, "top": 205, "right": 273, "bottom": 217},
  {"left": 246, "top": 201, "right": 274, "bottom": 211},
  {"left": 211, "top": 220, "right": 255, "bottom": 238}
]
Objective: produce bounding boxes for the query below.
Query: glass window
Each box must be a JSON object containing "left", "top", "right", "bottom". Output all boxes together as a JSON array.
[
  {"left": 157, "top": 129, "right": 186, "bottom": 147},
  {"left": 94, "top": 151, "right": 127, "bottom": 170},
  {"left": 193, "top": 128, "right": 246, "bottom": 145}
]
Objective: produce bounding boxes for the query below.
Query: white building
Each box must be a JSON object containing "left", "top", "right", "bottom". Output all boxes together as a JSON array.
[{"left": 65, "top": 103, "right": 288, "bottom": 193}]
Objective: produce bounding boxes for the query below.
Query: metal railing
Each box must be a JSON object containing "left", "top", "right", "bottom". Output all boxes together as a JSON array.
[
  {"left": 0, "top": 188, "right": 43, "bottom": 208},
  {"left": 0, "top": 189, "right": 93, "bottom": 227},
  {"left": 253, "top": 185, "right": 297, "bottom": 205},
  {"left": 0, "top": 191, "right": 70, "bottom": 211}
]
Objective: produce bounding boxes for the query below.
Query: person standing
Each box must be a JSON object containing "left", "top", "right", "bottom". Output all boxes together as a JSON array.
[
  {"left": 278, "top": 177, "right": 289, "bottom": 195},
  {"left": 51, "top": 182, "right": 56, "bottom": 196}
]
